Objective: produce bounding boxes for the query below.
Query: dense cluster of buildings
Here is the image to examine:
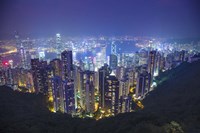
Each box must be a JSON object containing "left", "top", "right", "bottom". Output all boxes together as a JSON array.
[{"left": 0, "top": 35, "right": 200, "bottom": 119}]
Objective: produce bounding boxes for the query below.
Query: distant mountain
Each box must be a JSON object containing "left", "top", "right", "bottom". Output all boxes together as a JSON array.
[{"left": 1, "top": 61, "right": 200, "bottom": 133}]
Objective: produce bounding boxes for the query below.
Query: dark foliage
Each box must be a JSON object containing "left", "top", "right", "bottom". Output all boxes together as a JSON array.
[{"left": 1, "top": 61, "right": 200, "bottom": 133}]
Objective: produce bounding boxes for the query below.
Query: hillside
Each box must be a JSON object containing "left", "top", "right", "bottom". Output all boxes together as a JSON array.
[
  {"left": 143, "top": 61, "right": 200, "bottom": 132},
  {"left": 0, "top": 86, "right": 93, "bottom": 133},
  {"left": 1, "top": 61, "right": 200, "bottom": 133}
]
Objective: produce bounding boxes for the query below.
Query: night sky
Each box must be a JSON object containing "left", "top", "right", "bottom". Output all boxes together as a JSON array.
[{"left": 0, "top": 0, "right": 200, "bottom": 38}]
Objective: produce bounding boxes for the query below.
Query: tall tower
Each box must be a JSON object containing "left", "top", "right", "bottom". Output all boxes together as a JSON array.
[
  {"left": 105, "top": 75, "right": 119, "bottom": 115},
  {"left": 110, "top": 41, "right": 117, "bottom": 69},
  {"left": 135, "top": 72, "right": 151, "bottom": 98},
  {"left": 109, "top": 54, "right": 118, "bottom": 70},
  {"left": 136, "top": 73, "right": 146, "bottom": 98},
  {"left": 20, "top": 44, "right": 27, "bottom": 69},
  {"left": 82, "top": 71, "right": 95, "bottom": 113},
  {"left": 15, "top": 31, "right": 21, "bottom": 52},
  {"left": 31, "top": 59, "right": 48, "bottom": 94},
  {"left": 63, "top": 79, "right": 75, "bottom": 114},
  {"left": 61, "top": 50, "right": 73, "bottom": 80},
  {"left": 56, "top": 33, "right": 62, "bottom": 56},
  {"left": 73, "top": 66, "right": 82, "bottom": 109},
  {"left": 101, "top": 45, "right": 107, "bottom": 64},
  {"left": 154, "top": 52, "right": 161, "bottom": 76},
  {"left": 111, "top": 41, "right": 117, "bottom": 55},
  {"left": 98, "top": 64, "right": 111, "bottom": 109},
  {"left": 39, "top": 60, "right": 49, "bottom": 94},
  {"left": 51, "top": 76, "right": 64, "bottom": 112},
  {"left": 61, "top": 50, "right": 75, "bottom": 114},
  {"left": 31, "top": 58, "right": 40, "bottom": 93},
  {"left": 148, "top": 51, "right": 156, "bottom": 84},
  {"left": 148, "top": 40, "right": 153, "bottom": 51}
]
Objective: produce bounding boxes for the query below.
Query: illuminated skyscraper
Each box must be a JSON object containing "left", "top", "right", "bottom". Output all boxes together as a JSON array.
[
  {"left": 73, "top": 66, "right": 82, "bottom": 109},
  {"left": 46, "top": 65, "right": 54, "bottom": 112},
  {"left": 160, "top": 54, "right": 165, "bottom": 70},
  {"left": 135, "top": 71, "right": 151, "bottom": 98},
  {"left": 134, "top": 52, "right": 140, "bottom": 66},
  {"left": 63, "top": 79, "right": 75, "bottom": 114},
  {"left": 119, "top": 79, "right": 129, "bottom": 98},
  {"left": 50, "top": 59, "right": 62, "bottom": 77},
  {"left": 109, "top": 54, "right": 118, "bottom": 70},
  {"left": 77, "top": 68, "right": 85, "bottom": 110},
  {"left": 56, "top": 33, "right": 62, "bottom": 54},
  {"left": 15, "top": 31, "right": 21, "bottom": 52},
  {"left": 26, "top": 71, "right": 34, "bottom": 93},
  {"left": 105, "top": 75, "right": 119, "bottom": 115},
  {"left": 111, "top": 41, "right": 117, "bottom": 55},
  {"left": 26, "top": 51, "right": 32, "bottom": 69},
  {"left": 39, "top": 61, "right": 49, "bottom": 94},
  {"left": 81, "top": 71, "right": 95, "bottom": 113},
  {"left": 116, "top": 66, "right": 125, "bottom": 80},
  {"left": 51, "top": 76, "right": 64, "bottom": 112},
  {"left": 20, "top": 45, "right": 27, "bottom": 69},
  {"left": 101, "top": 45, "right": 107, "bottom": 64},
  {"left": 95, "top": 53, "right": 102, "bottom": 69},
  {"left": 139, "top": 49, "right": 148, "bottom": 66},
  {"left": 136, "top": 73, "right": 146, "bottom": 98},
  {"left": 119, "top": 96, "right": 132, "bottom": 113},
  {"left": 148, "top": 51, "right": 156, "bottom": 84},
  {"left": 154, "top": 52, "right": 161, "bottom": 76},
  {"left": 61, "top": 50, "right": 75, "bottom": 114},
  {"left": 31, "top": 58, "right": 40, "bottom": 93},
  {"left": 61, "top": 50, "right": 73, "bottom": 80},
  {"left": 148, "top": 40, "right": 153, "bottom": 51},
  {"left": 31, "top": 59, "right": 48, "bottom": 94},
  {"left": 99, "top": 64, "right": 111, "bottom": 109},
  {"left": 83, "top": 57, "right": 94, "bottom": 71},
  {"left": 14, "top": 68, "right": 25, "bottom": 90},
  {"left": 5, "top": 67, "right": 14, "bottom": 88},
  {"left": 110, "top": 41, "right": 118, "bottom": 70},
  {"left": 15, "top": 32, "right": 28, "bottom": 69}
]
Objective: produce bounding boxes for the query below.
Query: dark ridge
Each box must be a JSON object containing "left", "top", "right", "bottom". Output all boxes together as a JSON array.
[{"left": 1, "top": 61, "right": 200, "bottom": 133}]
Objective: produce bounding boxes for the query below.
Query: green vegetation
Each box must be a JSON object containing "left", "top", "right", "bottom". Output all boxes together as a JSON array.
[{"left": 1, "top": 61, "right": 200, "bottom": 133}]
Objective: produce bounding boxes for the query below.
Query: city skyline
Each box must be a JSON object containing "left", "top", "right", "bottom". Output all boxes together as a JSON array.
[
  {"left": 1, "top": 0, "right": 200, "bottom": 132},
  {"left": 1, "top": 32, "right": 200, "bottom": 119}
]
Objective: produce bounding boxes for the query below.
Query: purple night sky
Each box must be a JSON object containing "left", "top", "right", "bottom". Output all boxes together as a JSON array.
[{"left": 0, "top": 0, "right": 200, "bottom": 38}]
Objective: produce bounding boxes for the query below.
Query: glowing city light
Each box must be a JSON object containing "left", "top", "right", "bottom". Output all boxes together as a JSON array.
[{"left": 153, "top": 72, "right": 158, "bottom": 77}]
